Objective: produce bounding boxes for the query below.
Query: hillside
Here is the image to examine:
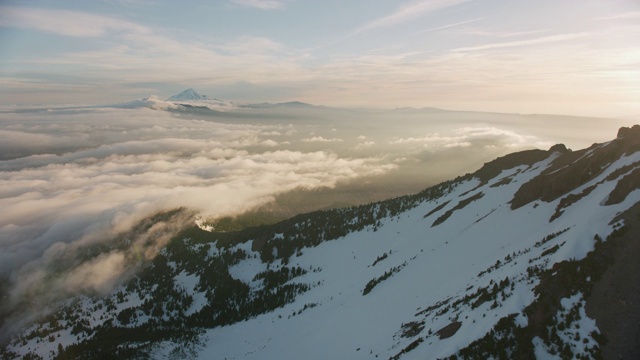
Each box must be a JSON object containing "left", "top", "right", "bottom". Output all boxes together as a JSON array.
[{"left": 2, "top": 126, "right": 640, "bottom": 360}]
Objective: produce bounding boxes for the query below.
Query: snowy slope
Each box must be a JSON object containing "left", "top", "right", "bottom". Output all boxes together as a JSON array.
[
  {"left": 3, "top": 126, "right": 640, "bottom": 360},
  {"left": 194, "top": 138, "right": 639, "bottom": 360}
]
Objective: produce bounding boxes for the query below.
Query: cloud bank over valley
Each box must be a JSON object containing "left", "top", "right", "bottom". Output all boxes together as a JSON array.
[{"left": 0, "top": 102, "right": 633, "bottom": 331}]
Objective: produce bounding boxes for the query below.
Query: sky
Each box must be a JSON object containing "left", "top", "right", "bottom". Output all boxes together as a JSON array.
[{"left": 0, "top": 0, "right": 639, "bottom": 116}]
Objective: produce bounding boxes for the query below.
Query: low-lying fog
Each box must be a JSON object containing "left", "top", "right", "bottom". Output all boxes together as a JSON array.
[{"left": 0, "top": 101, "right": 632, "bottom": 338}]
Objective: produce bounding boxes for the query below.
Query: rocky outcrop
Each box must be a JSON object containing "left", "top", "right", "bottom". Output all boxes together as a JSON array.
[
  {"left": 616, "top": 124, "right": 640, "bottom": 139},
  {"left": 511, "top": 126, "right": 640, "bottom": 210},
  {"left": 548, "top": 143, "right": 570, "bottom": 153},
  {"left": 473, "top": 149, "right": 551, "bottom": 184}
]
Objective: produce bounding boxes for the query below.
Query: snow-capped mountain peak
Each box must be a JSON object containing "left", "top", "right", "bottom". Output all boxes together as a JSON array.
[
  {"left": 166, "top": 88, "right": 211, "bottom": 101},
  {"left": 163, "top": 88, "right": 236, "bottom": 110}
]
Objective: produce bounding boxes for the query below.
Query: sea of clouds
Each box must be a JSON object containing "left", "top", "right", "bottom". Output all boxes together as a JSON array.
[
  {"left": 0, "top": 107, "right": 395, "bottom": 311},
  {"left": 0, "top": 103, "right": 629, "bottom": 338}
]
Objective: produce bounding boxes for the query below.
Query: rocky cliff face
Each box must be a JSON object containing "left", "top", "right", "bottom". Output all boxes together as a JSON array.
[{"left": 511, "top": 126, "right": 640, "bottom": 210}]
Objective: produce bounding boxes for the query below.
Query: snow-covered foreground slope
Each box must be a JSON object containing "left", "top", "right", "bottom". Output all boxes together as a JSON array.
[
  {"left": 3, "top": 126, "right": 640, "bottom": 359},
  {"left": 195, "top": 133, "right": 640, "bottom": 360}
]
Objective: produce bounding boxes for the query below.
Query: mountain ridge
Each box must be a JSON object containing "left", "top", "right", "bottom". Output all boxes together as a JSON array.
[{"left": 2, "top": 126, "right": 639, "bottom": 359}]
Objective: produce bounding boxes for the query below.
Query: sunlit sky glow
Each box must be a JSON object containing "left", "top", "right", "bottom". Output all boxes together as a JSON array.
[{"left": 1, "top": 0, "right": 639, "bottom": 116}]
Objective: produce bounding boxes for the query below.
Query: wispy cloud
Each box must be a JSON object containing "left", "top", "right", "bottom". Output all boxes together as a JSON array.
[
  {"left": 0, "top": 6, "right": 290, "bottom": 76},
  {"left": 0, "top": 6, "right": 301, "bottom": 91},
  {"left": 356, "top": 0, "right": 471, "bottom": 33},
  {"left": 389, "top": 127, "right": 538, "bottom": 148},
  {"left": 413, "top": 17, "right": 483, "bottom": 34},
  {"left": 0, "top": 6, "right": 149, "bottom": 37},
  {"left": 302, "top": 136, "right": 344, "bottom": 143},
  {"left": 462, "top": 29, "right": 549, "bottom": 38},
  {"left": 595, "top": 11, "right": 640, "bottom": 21},
  {"left": 215, "top": 35, "right": 286, "bottom": 54},
  {"left": 231, "top": 0, "right": 285, "bottom": 10},
  {"left": 452, "top": 32, "right": 590, "bottom": 52},
  {"left": 1, "top": 3, "right": 638, "bottom": 117}
]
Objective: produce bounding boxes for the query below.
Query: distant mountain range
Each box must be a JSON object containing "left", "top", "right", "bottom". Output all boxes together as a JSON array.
[
  {"left": 4, "top": 125, "right": 639, "bottom": 359},
  {"left": 110, "top": 89, "right": 317, "bottom": 112}
]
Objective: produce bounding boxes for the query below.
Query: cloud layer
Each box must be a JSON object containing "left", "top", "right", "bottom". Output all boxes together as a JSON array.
[
  {"left": 389, "top": 126, "right": 550, "bottom": 149},
  {"left": 0, "top": 107, "right": 394, "bottom": 320},
  {"left": 0, "top": 6, "right": 149, "bottom": 38},
  {"left": 231, "top": 0, "right": 284, "bottom": 10}
]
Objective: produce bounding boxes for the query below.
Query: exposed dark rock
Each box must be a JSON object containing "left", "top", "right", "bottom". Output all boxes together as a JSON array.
[
  {"left": 511, "top": 126, "right": 640, "bottom": 210},
  {"left": 489, "top": 176, "right": 513, "bottom": 188},
  {"left": 432, "top": 192, "right": 484, "bottom": 227},
  {"left": 605, "top": 167, "right": 640, "bottom": 205},
  {"left": 549, "top": 185, "right": 597, "bottom": 222},
  {"left": 424, "top": 200, "right": 451, "bottom": 218},
  {"left": 473, "top": 149, "right": 550, "bottom": 185},
  {"left": 616, "top": 124, "right": 640, "bottom": 139},
  {"left": 400, "top": 321, "right": 425, "bottom": 338},
  {"left": 548, "top": 143, "right": 570, "bottom": 153},
  {"left": 436, "top": 321, "right": 462, "bottom": 339}
]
